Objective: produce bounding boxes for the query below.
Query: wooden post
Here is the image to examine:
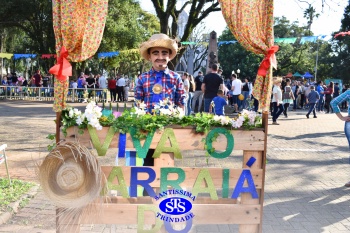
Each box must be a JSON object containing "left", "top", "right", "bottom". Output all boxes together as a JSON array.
[{"left": 56, "top": 112, "right": 62, "bottom": 144}]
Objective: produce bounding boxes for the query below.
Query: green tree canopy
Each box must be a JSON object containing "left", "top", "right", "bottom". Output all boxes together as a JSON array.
[
  {"left": 218, "top": 16, "right": 334, "bottom": 81},
  {"left": 98, "top": 0, "right": 160, "bottom": 76}
]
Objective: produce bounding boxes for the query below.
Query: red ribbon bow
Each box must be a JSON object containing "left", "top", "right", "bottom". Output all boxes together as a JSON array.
[
  {"left": 49, "top": 46, "right": 72, "bottom": 81},
  {"left": 257, "top": 45, "right": 279, "bottom": 76}
]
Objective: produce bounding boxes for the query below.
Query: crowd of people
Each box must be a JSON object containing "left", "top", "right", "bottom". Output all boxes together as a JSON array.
[
  {"left": 0, "top": 70, "right": 134, "bottom": 102},
  {"left": 176, "top": 66, "right": 257, "bottom": 116},
  {"left": 270, "top": 77, "right": 347, "bottom": 125},
  {"left": 0, "top": 70, "right": 52, "bottom": 88},
  {"left": 70, "top": 72, "right": 132, "bottom": 103},
  {"left": 0, "top": 71, "right": 53, "bottom": 97}
]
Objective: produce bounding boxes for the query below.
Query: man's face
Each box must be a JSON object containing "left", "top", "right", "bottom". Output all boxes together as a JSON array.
[{"left": 149, "top": 47, "right": 171, "bottom": 70}]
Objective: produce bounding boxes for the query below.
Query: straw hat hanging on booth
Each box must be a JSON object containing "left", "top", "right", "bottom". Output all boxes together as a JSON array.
[
  {"left": 38, "top": 142, "right": 102, "bottom": 209},
  {"left": 139, "top": 33, "right": 178, "bottom": 60}
]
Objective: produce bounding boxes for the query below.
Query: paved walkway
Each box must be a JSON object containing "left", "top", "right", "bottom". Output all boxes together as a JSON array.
[{"left": 0, "top": 100, "right": 350, "bottom": 233}]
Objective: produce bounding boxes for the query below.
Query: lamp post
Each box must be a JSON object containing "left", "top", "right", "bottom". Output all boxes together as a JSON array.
[
  {"left": 314, "top": 40, "right": 319, "bottom": 83},
  {"left": 237, "top": 69, "right": 240, "bottom": 78}
]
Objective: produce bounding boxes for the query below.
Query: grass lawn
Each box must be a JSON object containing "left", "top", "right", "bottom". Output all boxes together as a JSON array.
[{"left": 0, "top": 178, "right": 35, "bottom": 214}]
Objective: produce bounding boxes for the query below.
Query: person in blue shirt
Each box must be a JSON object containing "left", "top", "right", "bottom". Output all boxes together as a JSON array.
[
  {"left": 316, "top": 80, "right": 325, "bottom": 112},
  {"left": 330, "top": 90, "right": 350, "bottom": 187},
  {"left": 305, "top": 85, "right": 320, "bottom": 118},
  {"left": 210, "top": 90, "right": 228, "bottom": 115}
]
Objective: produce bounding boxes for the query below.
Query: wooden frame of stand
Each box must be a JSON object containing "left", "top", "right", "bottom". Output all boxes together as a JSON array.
[{"left": 56, "top": 113, "right": 268, "bottom": 233}]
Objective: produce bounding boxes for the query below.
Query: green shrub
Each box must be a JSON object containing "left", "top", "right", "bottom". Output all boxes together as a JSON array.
[{"left": 0, "top": 178, "right": 34, "bottom": 213}]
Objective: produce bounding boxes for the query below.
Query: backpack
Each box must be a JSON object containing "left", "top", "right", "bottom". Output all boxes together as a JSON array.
[{"left": 283, "top": 86, "right": 293, "bottom": 100}]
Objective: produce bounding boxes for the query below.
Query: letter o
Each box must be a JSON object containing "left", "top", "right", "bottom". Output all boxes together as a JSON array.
[
  {"left": 164, "top": 214, "right": 193, "bottom": 233},
  {"left": 205, "top": 128, "right": 234, "bottom": 158}
]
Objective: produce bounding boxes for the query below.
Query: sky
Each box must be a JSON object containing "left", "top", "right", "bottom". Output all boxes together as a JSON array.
[{"left": 139, "top": 0, "right": 349, "bottom": 37}]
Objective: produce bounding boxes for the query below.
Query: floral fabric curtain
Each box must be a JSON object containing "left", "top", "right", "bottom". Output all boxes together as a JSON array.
[
  {"left": 219, "top": 0, "right": 276, "bottom": 111},
  {"left": 51, "top": 0, "right": 108, "bottom": 112}
]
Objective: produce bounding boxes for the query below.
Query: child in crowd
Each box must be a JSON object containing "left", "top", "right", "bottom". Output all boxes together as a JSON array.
[
  {"left": 210, "top": 90, "right": 228, "bottom": 116},
  {"left": 306, "top": 85, "right": 320, "bottom": 118}
]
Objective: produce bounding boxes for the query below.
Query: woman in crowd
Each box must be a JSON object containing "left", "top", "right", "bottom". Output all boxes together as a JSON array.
[
  {"left": 272, "top": 77, "right": 284, "bottom": 125},
  {"left": 282, "top": 78, "right": 295, "bottom": 118},
  {"left": 330, "top": 89, "right": 350, "bottom": 187},
  {"left": 108, "top": 77, "right": 117, "bottom": 102},
  {"left": 324, "top": 81, "right": 334, "bottom": 113},
  {"left": 187, "top": 74, "right": 195, "bottom": 115}
]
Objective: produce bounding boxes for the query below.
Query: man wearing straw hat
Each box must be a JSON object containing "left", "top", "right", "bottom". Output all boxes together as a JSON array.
[
  {"left": 136, "top": 34, "right": 185, "bottom": 189},
  {"left": 136, "top": 33, "right": 185, "bottom": 113}
]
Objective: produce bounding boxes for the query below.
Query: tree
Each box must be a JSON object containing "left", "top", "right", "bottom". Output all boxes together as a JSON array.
[
  {"left": 303, "top": 5, "right": 320, "bottom": 35},
  {"left": 149, "top": 0, "right": 221, "bottom": 67},
  {"left": 179, "top": 22, "right": 209, "bottom": 74},
  {"left": 0, "top": 0, "right": 55, "bottom": 54},
  {"left": 218, "top": 28, "right": 262, "bottom": 80},
  {"left": 96, "top": 0, "right": 160, "bottom": 76},
  {"left": 331, "top": 2, "right": 350, "bottom": 84},
  {"left": 218, "top": 16, "right": 336, "bottom": 81}
]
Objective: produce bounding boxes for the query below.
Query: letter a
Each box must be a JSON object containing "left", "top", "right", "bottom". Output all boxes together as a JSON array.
[
  {"left": 153, "top": 128, "right": 182, "bottom": 159},
  {"left": 231, "top": 170, "right": 258, "bottom": 199}
]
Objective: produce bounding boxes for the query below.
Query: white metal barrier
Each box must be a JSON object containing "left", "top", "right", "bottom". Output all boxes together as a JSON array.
[
  {"left": 0, "top": 144, "right": 11, "bottom": 185},
  {"left": 0, "top": 85, "right": 110, "bottom": 103}
]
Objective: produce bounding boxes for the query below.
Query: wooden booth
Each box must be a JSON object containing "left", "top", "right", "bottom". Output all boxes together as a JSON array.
[{"left": 56, "top": 113, "right": 268, "bottom": 233}]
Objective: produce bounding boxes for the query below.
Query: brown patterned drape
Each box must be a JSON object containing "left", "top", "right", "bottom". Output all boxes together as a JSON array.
[
  {"left": 219, "top": 0, "right": 277, "bottom": 111},
  {"left": 51, "top": 0, "right": 108, "bottom": 112}
]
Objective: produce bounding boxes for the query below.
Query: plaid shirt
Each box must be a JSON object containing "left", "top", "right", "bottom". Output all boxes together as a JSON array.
[{"left": 135, "top": 67, "right": 185, "bottom": 112}]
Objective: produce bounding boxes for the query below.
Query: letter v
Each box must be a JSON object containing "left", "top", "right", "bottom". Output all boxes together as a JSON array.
[
  {"left": 130, "top": 127, "right": 155, "bottom": 159},
  {"left": 88, "top": 125, "right": 115, "bottom": 156}
]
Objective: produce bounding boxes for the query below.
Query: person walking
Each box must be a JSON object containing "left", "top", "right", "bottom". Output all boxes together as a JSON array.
[
  {"left": 316, "top": 80, "right": 325, "bottom": 112},
  {"left": 306, "top": 85, "right": 320, "bottom": 119},
  {"left": 271, "top": 77, "right": 284, "bottom": 125},
  {"left": 230, "top": 73, "right": 242, "bottom": 113},
  {"left": 330, "top": 89, "right": 350, "bottom": 187},
  {"left": 282, "top": 78, "right": 294, "bottom": 118},
  {"left": 202, "top": 64, "right": 223, "bottom": 113},
  {"left": 192, "top": 71, "right": 204, "bottom": 113},
  {"left": 324, "top": 81, "right": 334, "bottom": 113}
]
